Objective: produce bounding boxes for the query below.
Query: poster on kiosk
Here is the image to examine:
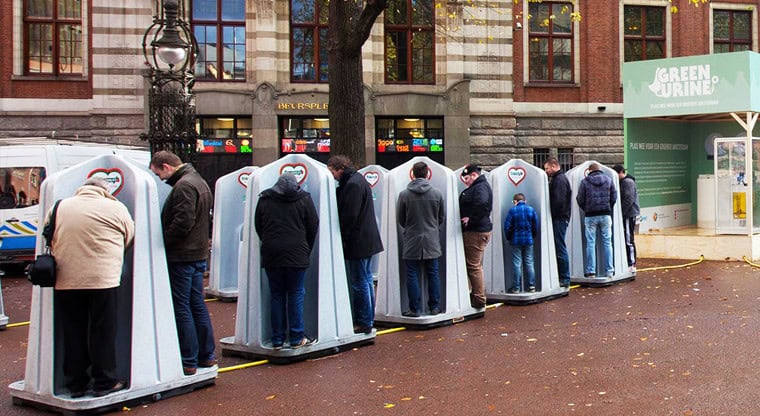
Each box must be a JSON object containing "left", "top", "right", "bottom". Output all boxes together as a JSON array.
[
  {"left": 358, "top": 165, "right": 389, "bottom": 282},
  {"left": 488, "top": 159, "right": 568, "bottom": 304},
  {"left": 9, "top": 155, "right": 216, "bottom": 414},
  {"left": 221, "top": 154, "right": 374, "bottom": 363},
  {"left": 375, "top": 156, "right": 483, "bottom": 328},
  {"left": 207, "top": 166, "right": 257, "bottom": 301},
  {"left": 566, "top": 161, "right": 635, "bottom": 287}
]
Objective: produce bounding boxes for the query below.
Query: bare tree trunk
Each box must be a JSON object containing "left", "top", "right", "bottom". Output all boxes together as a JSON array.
[{"left": 328, "top": 0, "right": 386, "bottom": 166}]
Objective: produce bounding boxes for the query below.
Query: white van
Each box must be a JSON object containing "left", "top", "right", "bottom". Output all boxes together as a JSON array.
[{"left": 0, "top": 144, "right": 150, "bottom": 265}]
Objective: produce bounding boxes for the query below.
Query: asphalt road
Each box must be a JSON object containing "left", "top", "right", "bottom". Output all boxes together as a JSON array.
[{"left": 1, "top": 258, "right": 759, "bottom": 415}]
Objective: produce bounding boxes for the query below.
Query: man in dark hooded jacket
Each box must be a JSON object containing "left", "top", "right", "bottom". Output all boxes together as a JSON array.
[
  {"left": 255, "top": 173, "right": 319, "bottom": 349},
  {"left": 576, "top": 163, "right": 617, "bottom": 278},
  {"left": 397, "top": 162, "right": 445, "bottom": 317},
  {"left": 327, "top": 155, "right": 384, "bottom": 334}
]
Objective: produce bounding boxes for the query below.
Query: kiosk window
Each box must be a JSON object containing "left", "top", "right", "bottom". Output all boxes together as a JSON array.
[
  {"left": 280, "top": 117, "right": 331, "bottom": 155},
  {"left": 197, "top": 116, "right": 252, "bottom": 153},
  {"left": 376, "top": 117, "right": 444, "bottom": 168},
  {"left": 0, "top": 167, "right": 46, "bottom": 209}
]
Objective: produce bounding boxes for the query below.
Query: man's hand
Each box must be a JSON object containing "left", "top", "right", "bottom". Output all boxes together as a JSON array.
[{"left": 461, "top": 217, "right": 469, "bottom": 227}]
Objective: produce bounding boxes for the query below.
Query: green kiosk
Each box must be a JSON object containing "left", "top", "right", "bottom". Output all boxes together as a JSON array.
[{"left": 623, "top": 51, "right": 760, "bottom": 260}]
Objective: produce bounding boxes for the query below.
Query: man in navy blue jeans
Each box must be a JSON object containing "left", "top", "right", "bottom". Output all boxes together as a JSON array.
[
  {"left": 544, "top": 157, "right": 572, "bottom": 288},
  {"left": 150, "top": 151, "right": 216, "bottom": 376},
  {"left": 328, "top": 155, "right": 384, "bottom": 335}
]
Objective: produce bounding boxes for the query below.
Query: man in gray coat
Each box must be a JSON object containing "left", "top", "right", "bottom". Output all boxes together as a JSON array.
[{"left": 397, "top": 162, "right": 445, "bottom": 317}]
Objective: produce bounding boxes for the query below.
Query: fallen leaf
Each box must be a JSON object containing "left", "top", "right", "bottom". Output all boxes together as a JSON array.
[
  {"left": 527, "top": 338, "right": 538, "bottom": 342},
  {"left": 401, "top": 397, "right": 412, "bottom": 401},
  {"left": 265, "top": 395, "right": 276, "bottom": 400},
  {"left": 384, "top": 403, "right": 395, "bottom": 409}
]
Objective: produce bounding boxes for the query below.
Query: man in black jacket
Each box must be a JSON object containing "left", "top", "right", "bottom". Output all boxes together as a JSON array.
[
  {"left": 327, "top": 155, "right": 384, "bottom": 334},
  {"left": 150, "top": 151, "right": 216, "bottom": 376},
  {"left": 459, "top": 164, "right": 493, "bottom": 308},
  {"left": 613, "top": 165, "right": 640, "bottom": 273},
  {"left": 255, "top": 173, "right": 319, "bottom": 349},
  {"left": 544, "top": 157, "right": 572, "bottom": 288}
]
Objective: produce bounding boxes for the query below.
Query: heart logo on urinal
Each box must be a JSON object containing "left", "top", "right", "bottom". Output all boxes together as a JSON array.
[
  {"left": 87, "top": 168, "right": 124, "bottom": 196},
  {"left": 279, "top": 163, "right": 308, "bottom": 184},
  {"left": 507, "top": 167, "right": 526, "bottom": 186},
  {"left": 408, "top": 167, "right": 432, "bottom": 181},
  {"left": 237, "top": 171, "right": 252, "bottom": 188},
  {"left": 364, "top": 171, "right": 380, "bottom": 187}
]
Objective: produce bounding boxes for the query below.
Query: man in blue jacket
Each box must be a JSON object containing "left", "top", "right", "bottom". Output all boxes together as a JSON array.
[
  {"left": 576, "top": 163, "right": 617, "bottom": 278},
  {"left": 503, "top": 193, "right": 539, "bottom": 293},
  {"left": 328, "top": 155, "right": 384, "bottom": 334},
  {"left": 459, "top": 164, "right": 493, "bottom": 308}
]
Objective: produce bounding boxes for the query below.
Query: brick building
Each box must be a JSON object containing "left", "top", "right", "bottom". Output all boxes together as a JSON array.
[{"left": 0, "top": 0, "right": 758, "bottom": 185}]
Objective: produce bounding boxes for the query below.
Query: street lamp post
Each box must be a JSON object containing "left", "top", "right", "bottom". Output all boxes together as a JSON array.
[{"left": 140, "top": 0, "right": 198, "bottom": 162}]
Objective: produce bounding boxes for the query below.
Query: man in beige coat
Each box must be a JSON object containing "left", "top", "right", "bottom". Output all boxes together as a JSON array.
[{"left": 49, "top": 177, "right": 134, "bottom": 398}]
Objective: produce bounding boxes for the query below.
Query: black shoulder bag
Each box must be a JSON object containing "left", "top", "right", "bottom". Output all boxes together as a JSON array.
[{"left": 28, "top": 200, "right": 61, "bottom": 287}]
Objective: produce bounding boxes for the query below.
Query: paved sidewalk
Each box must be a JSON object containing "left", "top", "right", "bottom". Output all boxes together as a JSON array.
[{"left": 1, "top": 258, "right": 759, "bottom": 415}]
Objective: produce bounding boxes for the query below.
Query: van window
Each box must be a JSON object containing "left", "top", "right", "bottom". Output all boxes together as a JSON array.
[{"left": 0, "top": 167, "right": 46, "bottom": 209}]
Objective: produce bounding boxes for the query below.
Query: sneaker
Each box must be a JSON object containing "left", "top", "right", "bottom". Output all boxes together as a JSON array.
[
  {"left": 272, "top": 343, "right": 284, "bottom": 350},
  {"left": 291, "top": 337, "right": 317, "bottom": 348},
  {"left": 584, "top": 272, "right": 595, "bottom": 278},
  {"left": 402, "top": 311, "right": 420, "bottom": 318},
  {"left": 92, "top": 381, "right": 127, "bottom": 397},
  {"left": 429, "top": 307, "right": 441, "bottom": 315},
  {"left": 508, "top": 287, "right": 520, "bottom": 294},
  {"left": 69, "top": 390, "right": 87, "bottom": 399},
  {"left": 560, "top": 280, "right": 570, "bottom": 288},
  {"left": 628, "top": 265, "right": 637, "bottom": 273},
  {"left": 528, "top": 286, "right": 536, "bottom": 293}
]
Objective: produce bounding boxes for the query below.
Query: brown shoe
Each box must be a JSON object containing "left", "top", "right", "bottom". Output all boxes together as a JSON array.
[
  {"left": 183, "top": 367, "right": 197, "bottom": 376},
  {"left": 199, "top": 359, "right": 217, "bottom": 368},
  {"left": 92, "top": 381, "right": 127, "bottom": 397}
]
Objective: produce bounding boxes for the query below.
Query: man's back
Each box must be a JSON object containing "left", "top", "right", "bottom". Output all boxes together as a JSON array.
[{"left": 162, "top": 164, "right": 213, "bottom": 262}]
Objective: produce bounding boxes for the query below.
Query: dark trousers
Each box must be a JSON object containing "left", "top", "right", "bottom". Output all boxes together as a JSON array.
[
  {"left": 622, "top": 216, "right": 637, "bottom": 267},
  {"left": 55, "top": 287, "right": 119, "bottom": 392}
]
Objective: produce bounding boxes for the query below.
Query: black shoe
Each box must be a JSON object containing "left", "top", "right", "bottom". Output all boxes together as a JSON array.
[
  {"left": 508, "top": 287, "right": 520, "bottom": 294},
  {"left": 402, "top": 311, "right": 420, "bottom": 317},
  {"left": 354, "top": 325, "right": 373, "bottom": 334},
  {"left": 560, "top": 280, "right": 570, "bottom": 288},
  {"left": 292, "top": 337, "right": 317, "bottom": 348},
  {"left": 92, "top": 381, "right": 126, "bottom": 397},
  {"left": 584, "top": 273, "right": 595, "bottom": 278},
  {"left": 429, "top": 307, "right": 441, "bottom": 315},
  {"left": 69, "top": 390, "right": 87, "bottom": 399}
]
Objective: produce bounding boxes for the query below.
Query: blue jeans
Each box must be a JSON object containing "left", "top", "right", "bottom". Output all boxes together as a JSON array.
[
  {"left": 511, "top": 244, "right": 535, "bottom": 291},
  {"left": 404, "top": 258, "right": 440, "bottom": 313},
  {"left": 552, "top": 219, "right": 570, "bottom": 281},
  {"left": 583, "top": 215, "right": 614, "bottom": 276},
  {"left": 265, "top": 267, "right": 307, "bottom": 346},
  {"left": 168, "top": 261, "right": 215, "bottom": 368},
  {"left": 347, "top": 258, "right": 374, "bottom": 328}
]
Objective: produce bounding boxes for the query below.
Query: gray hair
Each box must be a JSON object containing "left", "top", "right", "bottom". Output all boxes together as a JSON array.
[{"left": 84, "top": 176, "right": 110, "bottom": 191}]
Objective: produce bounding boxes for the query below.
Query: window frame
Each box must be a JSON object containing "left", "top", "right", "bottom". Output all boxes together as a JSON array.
[
  {"left": 289, "top": 0, "right": 329, "bottom": 83},
  {"left": 712, "top": 9, "right": 753, "bottom": 53},
  {"left": 623, "top": 4, "right": 666, "bottom": 62},
  {"left": 383, "top": 0, "right": 436, "bottom": 85},
  {"left": 526, "top": 0, "right": 575, "bottom": 84},
  {"left": 191, "top": 0, "right": 247, "bottom": 82},
  {"left": 22, "top": 0, "right": 84, "bottom": 76}
]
